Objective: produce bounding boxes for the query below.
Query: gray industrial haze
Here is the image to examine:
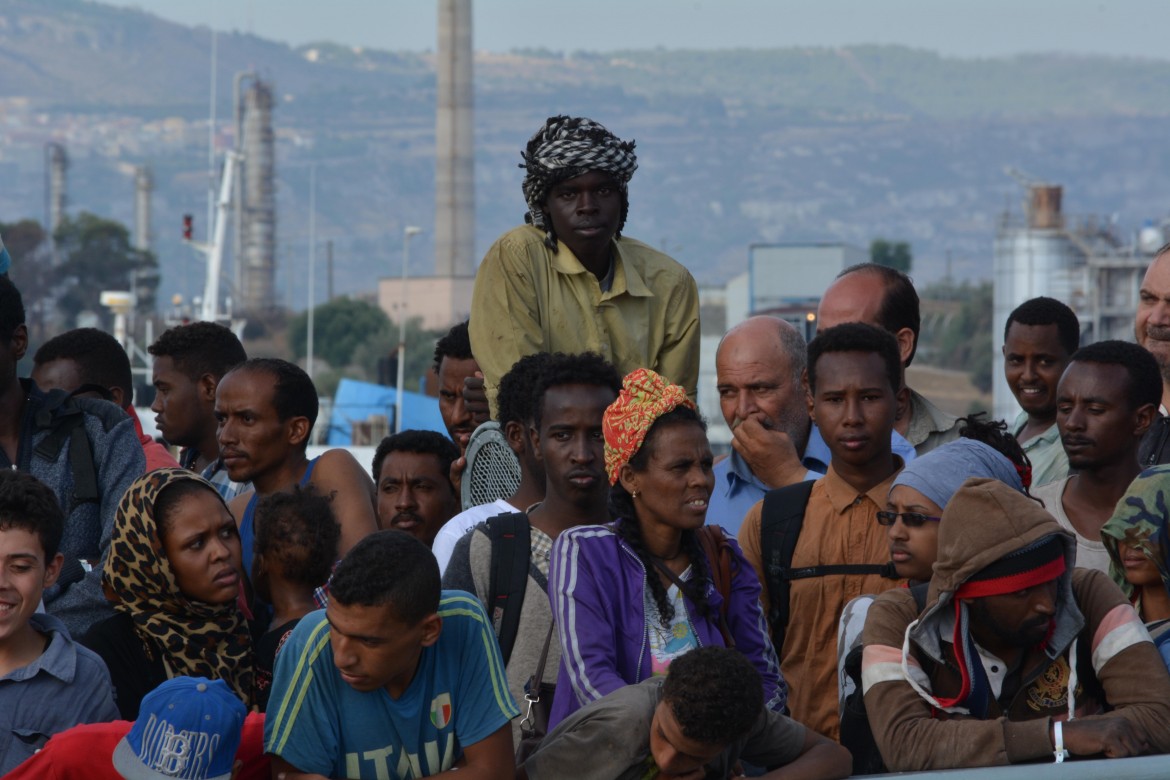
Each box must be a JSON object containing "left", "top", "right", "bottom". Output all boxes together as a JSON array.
[
  {"left": 239, "top": 76, "right": 278, "bottom": 314},
  {"left": 434, "top": 0, "right": 475, "bottom": 279}
]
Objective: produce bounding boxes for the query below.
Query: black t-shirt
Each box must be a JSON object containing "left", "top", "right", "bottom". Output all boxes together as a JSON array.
[
  {"left": 80, "top": 611, "right": 167, "bottom": 720},
  {"left": 254, "top": 619, "right": 300, "bottom": 712}
]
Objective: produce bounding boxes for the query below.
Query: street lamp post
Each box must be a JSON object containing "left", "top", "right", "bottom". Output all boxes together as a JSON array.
[
  {"left": 395, "top": 226, "right": 423, "bottom": 433},
  {"left": 307, "top": 163, "right": 317, "bottom": 379}
]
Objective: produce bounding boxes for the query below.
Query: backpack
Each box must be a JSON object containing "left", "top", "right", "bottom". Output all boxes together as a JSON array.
[
  {"left": 760, "top": 480, "right": 899, "bottom": 654},
  {"left": 31, "top": 388, "right": 100, "bottom": 508},
  {"left": 839, "top": 583, "right": 929, "bottom": 775}
]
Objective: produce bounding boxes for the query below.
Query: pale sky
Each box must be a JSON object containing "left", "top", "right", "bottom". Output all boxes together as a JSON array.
[{"left": 105, "top": 0, "right": 1170, "bottom": 59}]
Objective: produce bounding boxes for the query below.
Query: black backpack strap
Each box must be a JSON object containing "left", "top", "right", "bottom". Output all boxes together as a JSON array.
[
  {"left": 32, "top": 391, "right": 99, "bottom": 504},
  {"left": 484, "top": 512, "right": 531, "bottom": 666},
  {"left": 760, "top": 480, "right": 816, "bottom": 653}
]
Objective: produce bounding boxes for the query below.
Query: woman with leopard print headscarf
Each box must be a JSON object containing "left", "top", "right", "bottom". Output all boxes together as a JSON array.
[{"left": 81, "top": 468, "right": 253, "bottom": 718}]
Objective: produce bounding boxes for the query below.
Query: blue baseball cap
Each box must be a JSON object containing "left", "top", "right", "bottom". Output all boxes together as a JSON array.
[{"left": 112, "top": 677, "right": 246, "bottom": 780}]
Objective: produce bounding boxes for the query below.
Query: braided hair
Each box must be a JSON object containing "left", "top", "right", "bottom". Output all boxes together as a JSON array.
[
  {"left": 610, "top": 407, "right": 713, "bottom": 626},
  {"left": 957, "top": 413, "right": 1034, "bottom": 494}
]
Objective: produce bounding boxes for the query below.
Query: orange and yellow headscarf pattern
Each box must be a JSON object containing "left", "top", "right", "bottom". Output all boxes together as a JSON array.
[{"left": 603, "top": 368, "right": 696, "bottom": 485}]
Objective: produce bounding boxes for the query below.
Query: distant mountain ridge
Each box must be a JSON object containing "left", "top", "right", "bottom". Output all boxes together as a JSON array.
[{"left": 2, "top": 0, "right": 1169, "bottom": 306}]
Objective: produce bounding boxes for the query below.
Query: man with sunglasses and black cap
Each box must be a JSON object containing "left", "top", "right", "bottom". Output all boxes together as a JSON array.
[{"left": 861, "top": 477, "right": 1170, "bottom": 771}]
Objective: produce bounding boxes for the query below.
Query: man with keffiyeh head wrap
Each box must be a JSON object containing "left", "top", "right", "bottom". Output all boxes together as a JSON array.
[
  {"left": 470, "top": 115, "right": 699, "bottom": 419},
  {"left": 860, "top": 477, "right": 1170, "bottom": 771}
]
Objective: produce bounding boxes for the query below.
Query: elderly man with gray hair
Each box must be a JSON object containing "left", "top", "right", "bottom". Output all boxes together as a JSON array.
[{"left": 470, "top": 115, "right": 700, "bottom": 418}]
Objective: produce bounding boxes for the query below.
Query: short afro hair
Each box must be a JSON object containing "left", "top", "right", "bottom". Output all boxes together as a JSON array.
[
  {"left": 662, "top": 647, "right": 763, "bottom": 747},
  {"left": 0, "top": 275, "right": 25, "bottom": 342},
  {"left": 0, "top": 470, "right": 64, "bottom": 560},
  {"left": 838, "top": 263, "right": 921, "bottom": 366},
  {"left": 432, "top": 320, "right": 473, "bottom": 375},
  {"left": 807, "top": 322, "right": 902, "bottom": 395},
  {"left": 531, "top": 352, "right": 622, "bottom": 431},
  {"left": 371, "top": 430, "right": 459, "bottom": 494},
  {"left": 1005, "top": 297, "right": 1080, "bottom": 356},
  {"left": 253, "top": 484, "right": 340, "bottom": 589},
  {"left": 1067, "top": 340, "right": 1162, "bottom": 412},
  {"left": 148, "top": 321, "right": 246, "bottom": 382},
  {"left": 230, "top": 358, "right": 319, "bottom": 432},
  {"left": 497, "top": 353, "right": 555, "bottom": 427},
  {"left": 34, "top": 328, "right": 133, "bottom": 406},
  {"left": 329, "top": 530, "right": 440, "bottom": 624}
]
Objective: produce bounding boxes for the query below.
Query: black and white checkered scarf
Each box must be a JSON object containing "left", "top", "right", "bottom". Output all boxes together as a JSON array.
[{"left": 520, "top": 115, "right": 638, "bottom": 249}]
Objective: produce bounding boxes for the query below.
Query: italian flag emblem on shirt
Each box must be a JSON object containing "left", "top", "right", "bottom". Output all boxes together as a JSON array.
[{"left": 430, "top": 693, "right": 453, "bottom": 729}]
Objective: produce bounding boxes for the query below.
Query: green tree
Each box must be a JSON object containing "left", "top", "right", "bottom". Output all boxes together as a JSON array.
[
  {"left": 1, "top": 220, "right": 53, "bottom": 338},
  {"left": 870, "top": 239, "right": 913, "bottom": 273},
  {"left": 350, "top": 317, "right": 448, "bottom": 392},
  {"left": 53, "top": 213, "right": 158, "bottom": 324},
  {"left": 928, "top": 281, "right": 994, "bottom": 393},
  {"left": 290, "top": 297, "right": 392, "bottom": 369}
]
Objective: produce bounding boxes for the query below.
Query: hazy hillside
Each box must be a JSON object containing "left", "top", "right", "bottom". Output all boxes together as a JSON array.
[{"left": 2, "top": 0, "right": 1170, "bottom": 310}]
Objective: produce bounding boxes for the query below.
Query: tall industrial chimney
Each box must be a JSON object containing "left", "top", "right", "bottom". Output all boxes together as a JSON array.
[
  {"left": 134, "top": 165, "right": 153, "bottom": 252},
  {"left": 434, "top": 0, "right": 475, "bottom": 278},
  {"left": 47, "top": 142, "right": 68, "bottom": 237},
  {"left": 240, "top": 78, "right": 277, "bottom": 314}
]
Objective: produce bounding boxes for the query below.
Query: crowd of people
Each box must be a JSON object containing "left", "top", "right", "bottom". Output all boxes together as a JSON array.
[{"left": 4, "top": 113, "right": 1170, "bottom": 779}]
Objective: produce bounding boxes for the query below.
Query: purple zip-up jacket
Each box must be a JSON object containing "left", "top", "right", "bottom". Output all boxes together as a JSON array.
[{"left": 548, "top": 520, "right": 787, "bottom": 728}]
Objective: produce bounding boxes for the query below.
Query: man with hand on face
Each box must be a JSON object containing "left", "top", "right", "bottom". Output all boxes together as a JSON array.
[
  {"left": 711, "top": 317, "right": 819, "bottom": 535},
  {"left": 217, "top": 358, "right": 376, "bottom": 576},
  {"left": 469, "top": 115, "right": 699, "bottom": 419},
  {"left": 862, "top": 478, "right": 1170, "bottom": 771},
  {"left": 1032, "top": 341, "right": 1159, "bottom": 573},
  {"left": 371, "top": 430, "right": 460, "bottom": 549},
  {"left": 1001, "top": 296, "right": 1078, "bottom": 487}
]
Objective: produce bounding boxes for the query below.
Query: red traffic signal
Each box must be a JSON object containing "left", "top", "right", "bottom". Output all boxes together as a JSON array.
[{"left": 182, "top": 214, "right": 193, "bottom": 241}]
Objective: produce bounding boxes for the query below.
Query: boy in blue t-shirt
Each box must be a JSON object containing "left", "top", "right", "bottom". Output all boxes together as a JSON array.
[{"left": 266, "top": 530, "right": 518, "bottom": 779}]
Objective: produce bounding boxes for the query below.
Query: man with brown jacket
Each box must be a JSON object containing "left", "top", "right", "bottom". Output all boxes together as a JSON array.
[{"left": 861, "top": 477, "right": 1170, "bottom": 771}]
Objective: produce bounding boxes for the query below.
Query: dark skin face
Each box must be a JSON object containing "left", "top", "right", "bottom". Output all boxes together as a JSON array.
[
  {"left": 152, "top": 355, "right": 217, "bottom": 450},
  {"left": 1055, "top": 361, "right": 1150, "bottom": 473},
  {"left": 543, "top": 170, "right": 622, "bottom": 278},
  {"left": 159, "top": 488, "right": 243, "bottom": 605},
  {"left": 530, "top": 384, "right": 613, "bottom": 508},
  {"left": 809, "top": 351, "right": 904, "bottom": 493},
  {"left": 375, "top": 450, "right": 459, "bottom": 547},
  {"left": 1003, "top": 321, "right": 1070, "bottom": 428},
  {"left": 968, "top": 579, "right": 1059, "bottom": 664},
  {"left": 215, "top": 369, "right": 310, "bottom": 487},
  {"left": 437, "top": 356, "right": 479, "bottom": 453},
  {"left": 327, "top": 599, "right": 441, "bottom": 698}
]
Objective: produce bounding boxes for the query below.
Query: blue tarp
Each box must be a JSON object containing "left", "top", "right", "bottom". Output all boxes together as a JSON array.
[{"left": 325, "top": 377, "right": 445, "bottom": 445}]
